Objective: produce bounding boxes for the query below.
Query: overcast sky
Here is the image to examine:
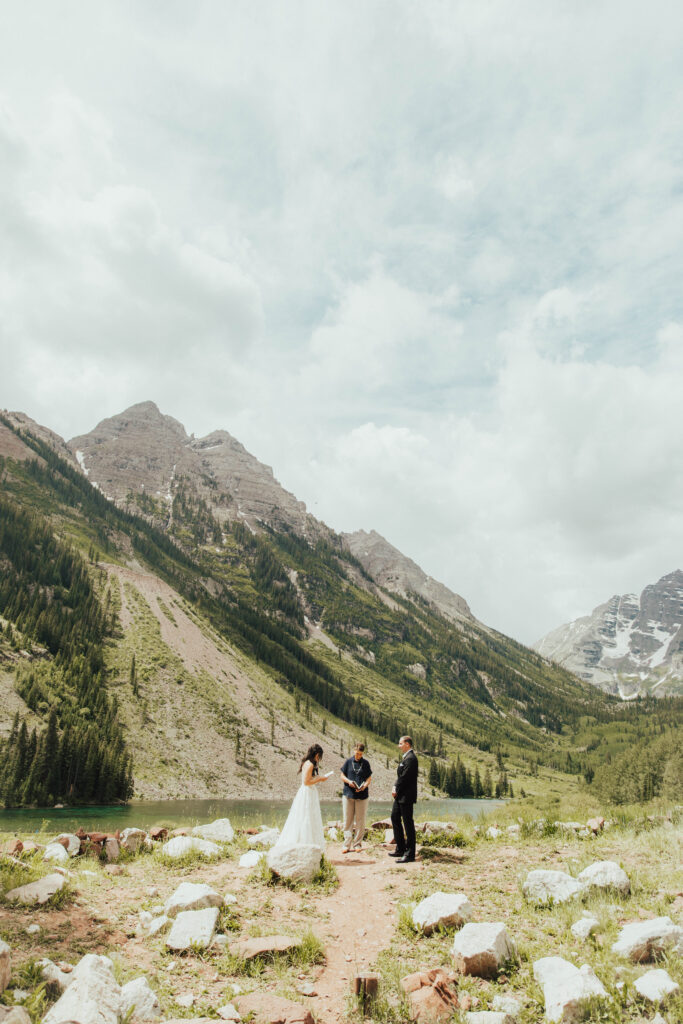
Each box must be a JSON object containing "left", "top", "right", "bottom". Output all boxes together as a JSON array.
[{"left": 1, "top": 1, "right": 682, "bottom": 644}]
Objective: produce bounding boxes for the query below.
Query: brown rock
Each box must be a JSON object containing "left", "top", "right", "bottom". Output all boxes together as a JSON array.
[
  {"left": 5, "top": 839, "right": 23, "bottom": 856},
  {"left": 104, "top": 838, "right": 120, "bottom": 862},
  {"left": 87, "top": 832, "right": 109, "bottom": 844},
  {"left": 19, "top": 841, "right": 40, "bottom": 855},
  {"left": 149, "top": 827, "right": 168, "bottom": 841},
  {"left": 104, "top": 864, "right": 124, "bottom": 875},
  {"left": 229, "top": 935, "right": 301, "bottom": 960},
  {"left": 245, "top": 827, "right": 260, "bottom": 835},
  {"left": 235, "top": 993, "right": 313, "bottom": 1024},
  {"left": 587, "top": 816, "right": 605, "bottom": 833},
  {"left": 459, "top": 993, "right": 471, "bottom": 1011},
  {"left": 400, "top": 969, "right": 459, "bottom": 1022},
  {"left": 170, "top": 828, "right": 189, "bottom": 837}
]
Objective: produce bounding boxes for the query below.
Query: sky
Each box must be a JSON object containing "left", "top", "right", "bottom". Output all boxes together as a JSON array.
[{"left": 1, "top": 1, "right": 682, "bottom": 644}]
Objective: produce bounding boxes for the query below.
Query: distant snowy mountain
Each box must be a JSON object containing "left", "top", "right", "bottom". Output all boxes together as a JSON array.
[{"left": 535, "top": 570, "right": 683, "bottom": 698}]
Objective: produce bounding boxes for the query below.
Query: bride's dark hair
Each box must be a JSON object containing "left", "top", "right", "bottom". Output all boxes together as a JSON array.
[{"left": 298, "top": 743, "right": 323, "bottom": 775}]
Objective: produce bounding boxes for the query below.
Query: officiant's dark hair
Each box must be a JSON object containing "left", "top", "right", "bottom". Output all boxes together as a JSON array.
[{"left": 299, "top": 743, "right": 323, "bottom": 775}]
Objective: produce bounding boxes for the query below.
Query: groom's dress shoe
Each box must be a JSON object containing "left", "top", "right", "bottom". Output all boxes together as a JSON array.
[
  {"left": 397, "top": 854, "right": 415, "bottom": 863},
  {"left": 388, "top": 850, "right": 405, "bottom": 858}
]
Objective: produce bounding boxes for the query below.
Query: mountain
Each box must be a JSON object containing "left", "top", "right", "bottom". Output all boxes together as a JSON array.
[
  {"left": 534, "top": 571, "right": 683, "bottom": 698},
  {"left": 342, "top": 529, "right": 473, "bottom": 624},
  {"left": 4, "top": 402, "right": 675, "bottom": 808},
  {"left": 68, "top": 400, "right": 323, "bottom": 537}
]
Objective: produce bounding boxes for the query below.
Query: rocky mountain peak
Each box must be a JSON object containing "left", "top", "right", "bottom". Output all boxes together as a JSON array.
[
  {"left": 535, "top": 570, "right": 683, "bottom": 698},
  {"left": 342, "top": 528, "right": 473, "bottom": 624}
]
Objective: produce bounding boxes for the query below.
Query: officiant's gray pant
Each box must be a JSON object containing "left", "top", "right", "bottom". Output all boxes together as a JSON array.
[{"left": 343, "top": 797, "right": 367, "bottom": 848}]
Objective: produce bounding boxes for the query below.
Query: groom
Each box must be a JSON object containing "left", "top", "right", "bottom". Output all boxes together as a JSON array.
[{"left": 389, "top": 735, "right": 418, "bottom": 863}]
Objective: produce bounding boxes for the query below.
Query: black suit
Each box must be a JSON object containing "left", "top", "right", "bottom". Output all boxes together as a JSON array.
[{"left": 391, "top": 748, "right": 418, "bottom": 858}]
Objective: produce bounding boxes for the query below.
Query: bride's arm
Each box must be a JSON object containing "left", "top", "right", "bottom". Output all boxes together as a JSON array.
[{"left": 302, "top": 761, "right": 319, "bottom": 786}]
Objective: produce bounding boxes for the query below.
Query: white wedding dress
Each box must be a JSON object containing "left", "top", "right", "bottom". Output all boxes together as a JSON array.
[{"left": 274, "top": 760, "right": 325, "bottom": 850}]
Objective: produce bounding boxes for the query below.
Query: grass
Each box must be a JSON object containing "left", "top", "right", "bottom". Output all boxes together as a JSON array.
[{"left": 218, "top": 927, "right": 325, "bottom": 978}]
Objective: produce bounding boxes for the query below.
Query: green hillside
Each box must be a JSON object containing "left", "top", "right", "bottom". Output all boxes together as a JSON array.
[{"left": 0, "top": 413, "right": 681, "bottom": 807}]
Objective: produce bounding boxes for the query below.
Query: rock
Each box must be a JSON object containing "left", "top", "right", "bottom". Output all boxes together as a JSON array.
[
  {"left": 491, "top": 994, "right": 524, "bottom": 1016},
  {"left": 506, "top": 825, "right": 521, "bottom": 838},
  {"left": 224, "top": 892, "right": 238, "bottom": 904},
  {"left": 0, "top": 940, "right": 10, "bottom": 993},
  {"left": 161, "top": 835, "right": 221, "bottom": 859},
  {"left": 164, "top": 882, "right": 224, "bottom": 918},
  {"left": 191, "top": 818, "right": 235, "bottom": 843},
  {"left": 217, "top": 1004, "right": 241, "bottom": 1020},
  {"left": 464, "top": 1014, "right": 515, "bottom": 1024},
  {"left": 20, "top": 841, "right": 41, "bottom": 855},
  {"left": 104, "top": 863, "right": 123, "bottom": 875},
  {"left": 577, "top": 860, "right": 630, "bottom": 895},
  {"left": 147, "top": 915, "right": 170, "bottom": 937},
  {"left": 213, "top": 934, "right": 230, "bottom": 949},
  {"left": 120, "top": 977, "right": 161, "bottom": 1019},
  {"left": 522, "top": 870, "right": 582, "bottom": 905},
  {"left": 149, "top": 826, "right": 168, "bottom": 841},
  {"left": 611, "top": 916, "right": 683, "bottom": 962},
  {"left": 5, "top": 873, "right": 66, "bottom": 905},
  {"left": 248, "top": 828, "right": 280, "bottom": 848},
  {"left": 2, "top": 1010, "right": 31, "bottom": 1024},
  {"left": 43, "top": 954, "right": 120, "bottom": 1024},
  {"left": 400, "top": 968, "right": 460, "bottom": 1022},
  {"left": 175, "top": 992, "right": 195, "bottom": 1008},
  {"left": 371, "top": 818, "right": 393, "bottom": 830},
  {"left": 235, "top": 991, "right": 315, "bottom": 1023},
  {"left": 633, "top": 968, "right": 679, "bottom": 1001},
  {"left": 25, "top": 925, "right": 40, "bottom": 936},
  {"left": 54, "top": 833, "right": 81, "bottom": 856},
  {"left": 5, "top": 840, "right": 23, "bottom": 856},
  {"left": 451, "top": 923, "right": 516, "bottom": 978},
  {"left": 586, "top": 817, "right": 605, "bottom": 833},
  {"left": 166, "top": 907, "right": 220, "bottom": 951},
  {"left": 120, "top": 828, "right": 148, "bottom": 853},
  {"left": 229, "top": 935, "right": 302, "bottom": 960},
  {"left": 326, "top": 828, "right": 339, "bottom": 841},
  {"left": 533, "top": 956, "right": 607, "bottom": 1023},
  {"left": 239, "top": 850, "right": 267, "bottom": 868},
  {"left": 43, "top": 843, "right": 70, "bottom": 865},
  {"left": 39, "top": 959, "right": 74, "bottom": 993},
  {"left": 570, "top": 914, "right": 599, "bottom": 940},
  {"left": 412, "top": 892, "right": 473, "bottom": 934},
  {"left": 267, "top": 843, "right": 322, "bottom": 883},
  {"left": 486, "top": 826, "right": 503, "bottom": 839},
  {"left": 104, "top": 838, "right": 120, "bottom": 862}
]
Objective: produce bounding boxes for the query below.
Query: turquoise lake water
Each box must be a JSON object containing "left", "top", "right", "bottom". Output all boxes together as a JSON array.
[{"left": 0, "top": 797, "right": 504, "bottom": 835}]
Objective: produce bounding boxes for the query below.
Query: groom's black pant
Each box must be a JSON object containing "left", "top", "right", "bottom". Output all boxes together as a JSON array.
[{"left": 391, "top": 798, "right": 415, "bottom": 858}]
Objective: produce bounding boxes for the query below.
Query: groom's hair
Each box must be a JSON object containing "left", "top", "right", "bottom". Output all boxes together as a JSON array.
[
  {"left": 354, "top": 742, "right": 365, "bottom": 751},
  {"left": 401, "top": 735, "right": 413, "bottom": 747}
]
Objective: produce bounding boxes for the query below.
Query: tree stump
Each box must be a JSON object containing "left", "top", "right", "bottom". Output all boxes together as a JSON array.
[{"left": 353, "top": 973, "right": 379, "bottom": 1007}]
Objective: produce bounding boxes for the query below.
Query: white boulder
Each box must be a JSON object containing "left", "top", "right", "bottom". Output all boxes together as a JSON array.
[
  {"left": 412, "top": 892, "right": 473, "bottom": 934},
  {"left": 120, "top": 977, "right": 161, "bottom": 1019},
  {"left": 523, "top": 870, "right": 582, "bottom": 905},
  {"left": 238, "top": 850, "right": 266, "bottom": 869},
  {"left": 43, "top": 843, "right": 70, "bottom": 865},
  {"left": 54, "top": 834, "right": 81, "bottom": 857},
  {"left": 164, "top": 882, "right": 224, "bottom": 918},
  {"left": 611, "top": 916, "right": 683, "bottom": 962},
  {"left": 486, "top": 826, "right": 503, "bottom": 839},
  {"left": 166, "top": 907, "right": 220, "bottom": 951},
  {"left": 577, "top": 860, "right": 630, "bottom": 895},
  {"left": 5, "top": 873, "right": 66, "bottom": 905},
  {"left": 633, "top": 968, "right": 679, "bottom": 1002},
  {"left": 120, "top": 828, "right": 148, "bottom": 853},
  {"left": 267, "top": 843, "right": 322, "bottom": 883},
  {"left": 161, "top": 836, "right": 220, "bottom": 859},
  {"left": 247, "top": 828, "right": 280, "bottom": 848},
  {"left": 451, "top": 922, "right": 515, "bottom": 978},
  {"left": 191, "top": 818, "right": 234, "bottom": 843},
  {"left": 147, "top": 915, "right": 170, "bottom": 937},
  {"left": 533, "top": 956, "right": 607, "bottom": 1023},
  {"left": 0, "top": 940, "right": 10, "bottom": 993},
  {"left": 570, "top": 914, "right": 599, "bottom": 941},
  {"left": 43, "top": 954, "right": 120, "bottom": 1024},
  {"left": 491, "top": 993, "right": 524, "bottom": 1016},
  {"left": 38, "top": 959, "right": 74, "bottom": 993}
]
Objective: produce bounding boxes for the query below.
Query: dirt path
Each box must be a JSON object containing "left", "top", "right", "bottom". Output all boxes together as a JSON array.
[{"left": 310, "top": 844, "right": 420, "bottom": 1023}]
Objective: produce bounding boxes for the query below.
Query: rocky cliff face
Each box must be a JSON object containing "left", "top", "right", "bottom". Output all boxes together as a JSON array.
[
  {"left": 534, "top": 571, "right": 683, "bottom": 698},
  {"left": 342, "top": 528, "right": 474, "bottom": 624},
  {"left": 68, "top": 401, "right": 324, "bottom": 537}
]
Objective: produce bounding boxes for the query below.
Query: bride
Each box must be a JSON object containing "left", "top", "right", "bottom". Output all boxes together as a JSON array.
[{"left": 273, "top": 743, "right": 332, "bottom": 850}]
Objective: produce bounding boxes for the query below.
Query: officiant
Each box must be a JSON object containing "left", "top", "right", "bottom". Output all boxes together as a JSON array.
[{"left": 340, "top": 742, "right": 372, "bottom": 852}]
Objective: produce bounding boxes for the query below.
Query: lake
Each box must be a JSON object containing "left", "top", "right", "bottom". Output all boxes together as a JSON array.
[{"left": 0, "top": 797, "right": 504, "bottom": 835}]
